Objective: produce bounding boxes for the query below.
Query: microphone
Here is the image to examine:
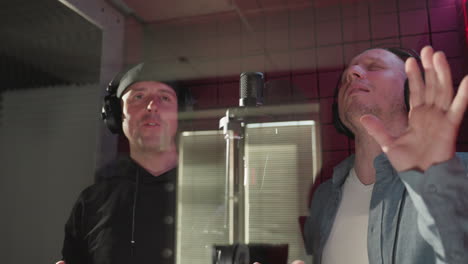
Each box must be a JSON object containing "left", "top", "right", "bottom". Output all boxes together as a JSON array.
[{"left": 239, "top": 72, "right": 264, "bottom": 107}]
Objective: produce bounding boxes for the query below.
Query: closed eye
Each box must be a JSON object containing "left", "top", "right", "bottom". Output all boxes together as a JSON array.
[{"left": 368, "top": 63, "right": 384, "bottom": 71}]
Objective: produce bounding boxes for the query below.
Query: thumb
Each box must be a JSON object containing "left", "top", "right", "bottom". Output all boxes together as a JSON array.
[
  {"left": 291, "top": 261, "right": 305, "bottom": 264},
  {"left": 360, "top": 114, "right": 394, "bottom": 152}
]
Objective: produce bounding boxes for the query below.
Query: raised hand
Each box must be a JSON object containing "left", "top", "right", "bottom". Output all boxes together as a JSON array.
[
  {"left": 253, "top": 261, "right": 304, "bottom": 264},
  {"left": 360, "top": 45, "right": 468, "bottom": 172}
]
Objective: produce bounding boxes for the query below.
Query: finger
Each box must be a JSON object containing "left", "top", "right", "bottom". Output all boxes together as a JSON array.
[
  {"left": 360, "top": 114, "right": 395, "bottom": 152},
  {"left": 433, "top": 51, "right": 453, "bottom": 110},
  {"left": 291, "top": 261, "right": 305, "bottom": 264},
  {"left": 421, "top": 46, "right": 438, "bottom": 105},
  {"left": 405, "top": 57, "right": 425, "bottom": 109},
  {"left": 448, "top": 75, "right": 468, "bottom": 125}
]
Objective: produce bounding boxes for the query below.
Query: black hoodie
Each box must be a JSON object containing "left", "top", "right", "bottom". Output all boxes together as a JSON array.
[{"left": 61, "top": 155, "right": 176, "bottom": 264}]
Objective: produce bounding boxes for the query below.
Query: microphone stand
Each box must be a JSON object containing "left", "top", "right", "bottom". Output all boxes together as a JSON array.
[
  {"left": 219, "top": 107, "right": 247, "bottom": 244},
  {"left": 216, "top": 106, "right": 254, "bottom": 264},
  {"left": 214, "top": 72, "right": 263, "bottom": 264}
]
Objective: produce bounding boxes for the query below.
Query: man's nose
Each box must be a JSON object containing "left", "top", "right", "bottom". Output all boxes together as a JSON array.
[
  {"left": 346, "top": 65, "right": 366, "bottom": 82},
  {"left": 146, "top": 99, "right": 160, "bottom": 112}
]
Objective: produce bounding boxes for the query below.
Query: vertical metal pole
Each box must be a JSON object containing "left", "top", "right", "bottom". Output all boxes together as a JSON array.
[
  {"left": 220, "top": 109, "right": 246, "bottom": 245},
  {"left": 237, "top": 122, "right": 247, "bottom": 244}
]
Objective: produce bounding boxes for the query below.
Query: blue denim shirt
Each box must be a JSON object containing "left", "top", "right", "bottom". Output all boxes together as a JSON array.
[{"left": 304, "top": 153, "right": 468, "bottom": 264}]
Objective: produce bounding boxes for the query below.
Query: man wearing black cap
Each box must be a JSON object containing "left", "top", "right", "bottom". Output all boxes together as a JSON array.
[{"left": 58, "top": 63, "right": 187, "bottom": 264}]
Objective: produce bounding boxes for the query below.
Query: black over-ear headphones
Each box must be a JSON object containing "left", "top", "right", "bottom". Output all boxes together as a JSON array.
[
  {"left": 332, "top": 47, "right": 421, "bottom": 138},
  {"left": 101, "top": 69, "right": 127, "bottom": 134}
]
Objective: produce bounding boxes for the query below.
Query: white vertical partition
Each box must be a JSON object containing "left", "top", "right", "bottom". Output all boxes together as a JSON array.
[
  {"left": 177, "top": 130, "right": 231, "bottom": 264},
  {"left": 245, "top": 121, "right": 318, "bottom": 263},
  {"left": 176, "top": 120, "right": 319, "bottom": 264}
]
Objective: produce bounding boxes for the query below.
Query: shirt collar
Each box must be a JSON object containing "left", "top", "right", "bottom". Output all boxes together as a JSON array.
[
  {"left": 331, "top": 152, "right": 395, "bottom": 187},
  {"left": 332, "top": 154, "right": 355, "bottom": 187},
  {"left": 373, "top": 153, "right": 397, "bottom": 184}
]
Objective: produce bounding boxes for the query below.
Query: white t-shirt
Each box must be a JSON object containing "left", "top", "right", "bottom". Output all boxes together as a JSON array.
[{"left": 321, "top": 168, "right": 374, "bottom": 264}]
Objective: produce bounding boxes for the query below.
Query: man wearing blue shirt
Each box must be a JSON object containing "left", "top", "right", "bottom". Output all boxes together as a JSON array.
[{"left": 304, "top": 46, "right": 468, "bottom": 264}]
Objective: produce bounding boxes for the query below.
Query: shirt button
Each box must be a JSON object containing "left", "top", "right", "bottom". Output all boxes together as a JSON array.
[
  {"left": 451, "top": 250, "right": 463, "bottom": 261},
  {"left": 162, "top": 248, "right": 173, "bottom": 258},
  {"left": 164, "top": 215, "right": 174, "bottom": 225},
  {"left": 165, "top": 183, "right": 175, "bottom": 192},
  {"left": 427, "top": 184, "right": 437, "bottom": 194}
]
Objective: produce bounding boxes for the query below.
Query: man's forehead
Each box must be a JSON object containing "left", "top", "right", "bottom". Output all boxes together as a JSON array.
[{"left": 349, "top": 48, "right": 398, "bottom": 65}]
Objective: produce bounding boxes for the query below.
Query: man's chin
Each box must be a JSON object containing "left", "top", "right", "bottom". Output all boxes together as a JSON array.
[
  {"left": 342, "top": 105, "right": 379, "bottom": 127},
  {"left": 135, "top": 137, "right": 169, "bottom": 152}
]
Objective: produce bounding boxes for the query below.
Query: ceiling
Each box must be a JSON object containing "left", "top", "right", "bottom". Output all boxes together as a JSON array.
[
  {"left": 0, "top": 0, "right": 322, "bottom": 89},
  {"left": 1, "top": 0, "right": 320, "bottom": 88},
  {"left": 3, "top": 0, "right": 456, "bottom": 88},
  {"left": 108, "top": 0, "right": 356, "bottom": 81},
  {"left": 114, "top": 0, "right": 316, "bottom": 23}
]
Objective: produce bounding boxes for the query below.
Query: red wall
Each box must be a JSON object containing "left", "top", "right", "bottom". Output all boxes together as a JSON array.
[{"left": 122, "top": 0, "right": 468, "bottom": 188}]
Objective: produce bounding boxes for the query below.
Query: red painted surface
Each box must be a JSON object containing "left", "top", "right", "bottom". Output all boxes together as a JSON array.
[
  {"left": 118, "top": 0, "right": 468, "bottom": 201},
  {"left": 464, "top": 0, "right": 468, "bottom": 45}
]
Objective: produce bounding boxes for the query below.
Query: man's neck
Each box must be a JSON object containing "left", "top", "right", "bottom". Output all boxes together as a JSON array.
[
  {"left": 129, "top": 145, "right": 178, "bottom": 177},
  {"left": 352, "top": 113, "right": 407, "bottom": 185},
  {"left": 353, "top": 134, "right": 382, "bottom": 185}
]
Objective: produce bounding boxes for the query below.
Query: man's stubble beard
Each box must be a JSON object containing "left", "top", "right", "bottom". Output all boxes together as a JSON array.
[
  {"left": 342, "top": 100, "right": 406, "bottom": 136},
  {"left": 343, "top": 103, "right": 379, "bottom": 135},
  {"left": 134, "top": 125, "right": 175, "bottom": 153}
]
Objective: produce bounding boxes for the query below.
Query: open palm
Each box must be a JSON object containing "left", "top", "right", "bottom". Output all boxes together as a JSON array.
[{"left": 360, "top": 46, "right": 468, "bottom": 172}]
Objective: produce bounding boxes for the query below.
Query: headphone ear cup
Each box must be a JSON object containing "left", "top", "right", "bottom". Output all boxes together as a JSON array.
[
  {"left": 102, "top": 94, "right": 122, "bottom": 134},
  {"left": 404, "top": 79, "right": 410, "bottom": 111},
  {"left": 332, "top": 101, "right": 355, "bottom": 138}
]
